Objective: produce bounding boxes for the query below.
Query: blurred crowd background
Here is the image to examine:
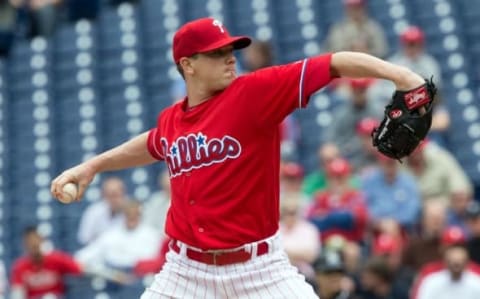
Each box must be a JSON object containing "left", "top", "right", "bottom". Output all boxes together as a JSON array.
[{"left": 0, "top": 0, "right": 479, "bottom": 298}]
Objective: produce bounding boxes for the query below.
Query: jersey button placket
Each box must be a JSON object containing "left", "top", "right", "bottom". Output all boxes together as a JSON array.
[{"left": 198, "top": 227, "right": 204, "bottom": 233}]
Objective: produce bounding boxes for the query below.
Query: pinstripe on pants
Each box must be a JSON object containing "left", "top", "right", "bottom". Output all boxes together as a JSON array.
[{"left": 140, "top": 234, "right": 319, "bottom": 299}]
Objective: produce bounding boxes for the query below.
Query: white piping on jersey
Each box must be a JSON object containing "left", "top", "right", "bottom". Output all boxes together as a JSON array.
[
  {"left": 298, "top": 58, "right": 308, "bottom": 108},
  {"left": 152, "top": 129, "right": 165, "bottom": 159}
]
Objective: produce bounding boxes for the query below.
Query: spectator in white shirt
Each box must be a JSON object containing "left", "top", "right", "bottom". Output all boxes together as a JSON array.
[
  {"left": 143, "top": 170, "right": 171, "bottom": 236},
  {"left": 77, "top": 177, "right": 129, "bottom": 245},
  {"left": 75, "top": 201, "right": 161, "bottom": 276},
  {"left": 279, "top": 191, "right": 320, "bottom": 280},
  {"left": 414, "top": 243, "right": 480, "bottom": 299}
]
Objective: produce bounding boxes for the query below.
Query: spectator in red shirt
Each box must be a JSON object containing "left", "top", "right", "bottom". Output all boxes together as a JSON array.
[
  {"left": 9, "top": 226, "right": 83, "bottom": 299},
  {"left": 307, "top": 158, "right": 368, "bottom": 243}
]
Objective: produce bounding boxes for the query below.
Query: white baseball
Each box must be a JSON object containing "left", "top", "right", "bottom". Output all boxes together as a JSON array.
[{"left": 59, "top": 183, "right": 78, "bottom": 204}]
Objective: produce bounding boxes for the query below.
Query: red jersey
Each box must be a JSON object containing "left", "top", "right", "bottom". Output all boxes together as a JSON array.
[
  {"left": 10, "top": 251, "right": 82, "bottom": 298},
  {"left": 147, "top": 54, "right": 334, "bottom": 249},
  {"left": 306, "top": 189, "right": 368, "bottom": 242}
]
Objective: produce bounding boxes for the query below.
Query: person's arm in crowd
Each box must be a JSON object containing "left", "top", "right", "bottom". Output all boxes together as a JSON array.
[{"left": 51, "top": 131, "right": 156, "bottom": 201}]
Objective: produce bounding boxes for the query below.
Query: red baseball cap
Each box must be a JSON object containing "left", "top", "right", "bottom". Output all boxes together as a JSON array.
[
  {"left": 441, "top": 226, "right": 466, "bottom": 246},
  {"left": 373, "top": 234, "right": 401, "bottom": 255},
  {"left": 344, "top": 0, "right": 365, "bottom": 6},
  {"left": 326, "top": 158, "right": 351, "bottom": 177},
  {"left": 401, "top": 26, "right": 425, "bottom": 44},
  {"left": 347, "top": 78, "right": 374, "bottom": 90},
  {"left": 173, "top": 17, "right": 251, "bottom": 63},
  {"left": 356, "top": 117, "right": 379, "bottom": 136},
  {"left": 281, "top": 162, "right": 304, "bottom": 179}
]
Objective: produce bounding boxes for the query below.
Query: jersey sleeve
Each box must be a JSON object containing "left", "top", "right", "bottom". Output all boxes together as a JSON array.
[
  {"left": 240, "top": 53, "right": 334, "bottom": 128},
  {"left": 146, "top": 110, "right": 167, "bottom": 161},
  {"left": 147, "top": 128, "right": 165, "bottom": 160}
]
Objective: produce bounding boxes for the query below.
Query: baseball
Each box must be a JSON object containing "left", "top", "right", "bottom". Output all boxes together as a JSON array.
[{"left": 58, "top": 183, "right": 78, "bottom": 204}]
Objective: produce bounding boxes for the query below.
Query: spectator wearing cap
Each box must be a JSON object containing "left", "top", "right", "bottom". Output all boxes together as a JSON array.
[
  {"left": 405, "top": 141, "right": 473, "bottom": 202},
  {"left": 465, "top": 201, "right": 480, "bottom": 264},
  {"left": 279, "top": 191, "right": 320, "bottom": 278},
  {"left": 324, "top": 78, "right": 383, "bottom": 171},
  {"left": 356, "top": 256, "right": 397, "bottom": 299},
  {"left": 302, "top": 143, "right": 360, "bottom": 198},
  {"left": 280, "top": 161, "right": 311, "bottom": 205},
  {"left": 446, "top": 190, "right": 474, "bottom": 235},
  {"left": 402, "top": 201, "right": 447, "bottom": 271},
  {"left": 306, "top": 158, "right": 368, "bottom": 243},
  {"left": 370, "top": 234, "right": 414, "bottom": 299},
  {"left": 360, "top": 152, "right": 421, "bottom": 231},
  {"left": 412, "top": 226, "right": 480, "bottom": 299},
  {"left": 390, "top": 26, "right": 442, "bottom": 87},
  {"left": 325, "top": 0, "right": 388, "bottom": 58},
  {"left": 312, "top": 250, "right": 356, "bottom": 299}
]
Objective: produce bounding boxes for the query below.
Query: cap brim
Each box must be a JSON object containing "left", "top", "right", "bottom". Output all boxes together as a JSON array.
[{"left": 198, "top": 36, "right": 251, "bottom": 54}]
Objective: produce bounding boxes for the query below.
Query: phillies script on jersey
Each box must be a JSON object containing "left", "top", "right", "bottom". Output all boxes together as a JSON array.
[{"left": 160, "top": 133, "right": 241, "bottom": 177}]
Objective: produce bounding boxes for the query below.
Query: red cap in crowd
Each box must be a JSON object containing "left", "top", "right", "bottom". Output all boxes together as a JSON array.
[
  {"left": 356, "top": 117, "right": 380, "bottom": 136},
  {"left": 344, "top": 0, "right": 365, "bottom": 6},
  {"left": 373, "top": 234, "right": 402, "bottom": 255},
  {"left": 173, "top": 17, "right": 251, "bottom": 63},
  {"left": 401, "top": 26, "right": 425, "bottom": 44},
  {"left": 281, "top": 162, "right": 304, "bottom": 179},
  {"left": 348, "top": 78, "right": 374, "bottom": 90},
  {"left": 326, "top": 158, "right": 351, "bottom": 177},
  {"left": 441, "top": 226, "right": 466, "bottom": 246}
]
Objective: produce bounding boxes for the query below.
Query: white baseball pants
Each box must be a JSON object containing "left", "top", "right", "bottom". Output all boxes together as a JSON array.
[{"left": 140, "top": 233, "right": 319, "bottom": 299}]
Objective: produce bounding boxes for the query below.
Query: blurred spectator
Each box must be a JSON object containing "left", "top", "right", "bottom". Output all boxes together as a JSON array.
[
  {"left": 447, "top": 190, "right": 474, "bottom": 234},
  {"left": 361, "top": 153, "right": 421, "bottom": 231},
  {"left": 307, "top": 158, "right": 368, "bottom": 243},
  {"left": 280, "top": 162, "right": 309, "bottom": 204},
  {"left": 325, "top": 0, "right": 388, "bottom": 58},
  {"left": 357, "top": 256, "right": 401, "bottom": 299},
  {"left": 371, "top": 234, "right": 414, "bottom": 299},
  {"left": 28, "top": 0, "right": 63, "bottom": 37},
  {"left": 77, "top": 177, "right": 128, "bottom": 245},
  {"left": 302, "top": 143, "right": 340, "bottom": 197},
  {"left": 9, "top": 227, "right": 83, "bottom": 299},
  {"left": 413, "top": 228, "right": 480, "bottom": 299},
  {"left": 406, "top": 141, "right": 473, "bottom": 201},
  {"left": 465, "top": 201, "right": 480, "bottom": 264},
  {"left": 356, "top": 117, "right": 381, "bottom": 174},
  {"left": 312, "top": 250, "right": 356, "bottom": 299},
  {"left": 75, "top": 201, "right": 161, "bottom": 292},
  {"left": 324, "top": 78, "right": 383, "bottom": 170},
  {"left": 142, "top": 170, "right": 171, "bottom": 236},
  {"left": 402, "top": 201, "right": 447, "bottom": 271},
  {"left": 279, "top": 191, "right": 320, "bottom": 276},
  {"left": 390, "top": 26, "right": 442, "bottom": 87},
  {"left": 241, "top": 40, "right": 274, "bottom": 72},
  {"left": 0, "top": 0, "right": 19, "bottom": 56}
]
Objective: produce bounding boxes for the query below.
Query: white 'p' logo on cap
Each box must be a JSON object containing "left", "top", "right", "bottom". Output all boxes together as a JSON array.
[{"left": 212, "top": 19, "right": 225, "bottom": 33}]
